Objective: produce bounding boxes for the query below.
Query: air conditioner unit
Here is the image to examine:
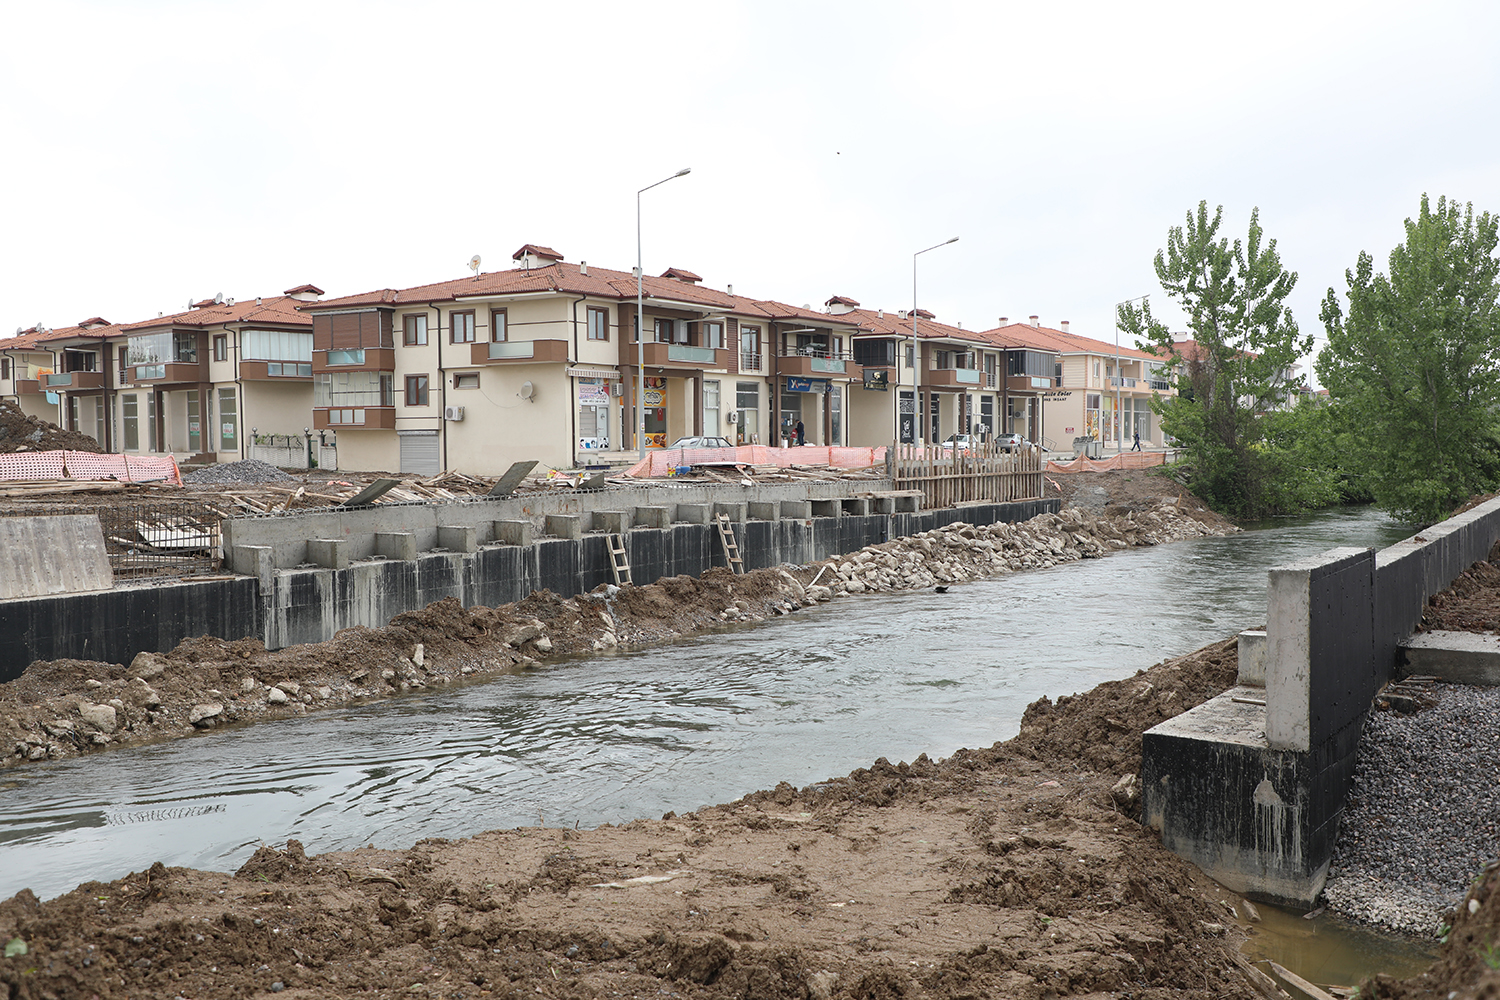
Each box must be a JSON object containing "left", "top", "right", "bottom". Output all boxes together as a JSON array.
[
  {"left": 610, "top": 382, "right": 624, "bottom": 397},
  {"left": 726, "top": 411, "right": 738, "bottom": 424},
  {"left": 443, "top": 405, "right": 465, "bottom": 422}
]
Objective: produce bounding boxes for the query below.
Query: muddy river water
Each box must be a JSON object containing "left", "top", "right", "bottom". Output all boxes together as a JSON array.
[{"left": 1, "top": 506, "right": 1428, "bottom": 976}]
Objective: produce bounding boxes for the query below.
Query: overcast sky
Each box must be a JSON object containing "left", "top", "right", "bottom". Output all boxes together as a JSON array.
[{"left": 4, "top": 1, "right": 1498, "bottom": 385}]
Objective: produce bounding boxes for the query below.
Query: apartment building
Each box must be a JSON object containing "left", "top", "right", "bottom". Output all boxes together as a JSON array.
[
  {"left": 984, "top": 317, "right": 1174, "bottom": 449},
  {"left": 301, "top": 245, "right": 868, "bottom": 476},
  {"left": 3, "top": 289, "right": 321, "bottom": 461},
  {"left": 832, "top": 299, "right": 1055, "bottom": 446}
]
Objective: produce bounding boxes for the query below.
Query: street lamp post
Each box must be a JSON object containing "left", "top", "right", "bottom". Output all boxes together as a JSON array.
[
  {"left": 907, "top": 237, "right": 958, "bottom": 446},
  {"left": 1115, "top": 294, "right": 1149, "bottom": 452},
  {"left": 636, "top": 167, "right": 692, "bottom": 461}
]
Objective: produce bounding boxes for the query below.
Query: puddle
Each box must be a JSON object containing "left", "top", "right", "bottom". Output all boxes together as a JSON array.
[{"left": 1241, "top": 901, "right": 1435, "bottom": 989}]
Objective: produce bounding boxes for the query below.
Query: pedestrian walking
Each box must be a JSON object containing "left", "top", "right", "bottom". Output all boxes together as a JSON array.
[{"left": 1131, "top": 430, "right": 1142, "bottom": 452}]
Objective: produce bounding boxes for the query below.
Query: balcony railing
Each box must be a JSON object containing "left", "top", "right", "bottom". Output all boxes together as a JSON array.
[
  {"left": 1148, "top": 378, "right": 1172, "bottom": 391},
  {"left": 44, "top": 373, "right": 74, "bottom": 387},
  {"left": 984, "top": 371, "right": 998, "bottom": 389},
  {"left": 1108, "top": 376, "right": 1140, "bottom": 388},
  {"left": 489, "top": 341, "right": 535, "bottom": 359},
  {"left": 667, "top": 344, "right": 717, "bottom": 364},
  {"left": 740, "top": 351, "right": 762, "bottom": 371},
  {"left": 934, "top": 367, "right": 982, "bottom": 385}
]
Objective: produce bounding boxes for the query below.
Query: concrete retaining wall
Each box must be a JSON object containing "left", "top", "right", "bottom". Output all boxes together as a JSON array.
[
  {"left": 0, "top": 497, "right": 1055, "bottom": 680},
  {"left": 1143, "top": 495, "right": 1500, "bottom": 907},
  {"left": 0, "top": 515, "right": 113, "bottom": 600}
]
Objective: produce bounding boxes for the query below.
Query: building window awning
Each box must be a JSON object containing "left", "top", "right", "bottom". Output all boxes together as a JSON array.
[{"left": 566, "top": 367, "right": 621, "bottom": 380}]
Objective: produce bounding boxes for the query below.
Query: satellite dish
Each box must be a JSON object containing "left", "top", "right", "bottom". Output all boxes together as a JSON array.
[
  {"left": 519, "top": 380, "right": 535, "bottom": 400},
  {"left": 187, "top": 298, "right": 194, "bottom": 309},
  {"left": 469, "top": 255, "right": 482, "bottom": 277},
  {"left": 214, "top": 292, "right": 224, "bottom": 304}
]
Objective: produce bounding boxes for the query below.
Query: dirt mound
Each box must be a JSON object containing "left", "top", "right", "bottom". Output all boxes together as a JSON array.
[
  {"left": 1046, "top": 467, "right": 1238, "bottom": 532},
  {"left": 1421, "top": 552, "right": 1500, "bottom": 634},
  {"left": 0, "top": 397, "right": 103, "bottom": 453}
]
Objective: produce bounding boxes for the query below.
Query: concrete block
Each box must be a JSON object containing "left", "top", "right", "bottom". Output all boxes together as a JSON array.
[
  {"left": 632, "top": 506, "right": 671, "bottom": 529},
  {"left": 780, "top": 500, "right": 812, "bottom": 520},
  {"left": 593, "top": 510, "right": 628, "bottom": 534},
  {"left": 873, "top": 496, "right": 896, "bottom": 515},
  {"left": 891, "top": 492, "right": 921, "bottom": 513},
  {"left": 305, "top": 538, "right": 348, "bottom": 570},
  {"left": 810, "top": 498, "right": 841, "bottom": 519},
  {"left": 1237, "top": 630, "right": 1267, "bottom": 686},
  {"left": 374, "top": 532, "right": 417, "bottom": 561},
  {"left": 674, "top": 503, "right": 710, "bottom": 524},
  {"left": 1400, "top": 630, "right": 1500, "bottom": 685},
  {"left": 711, "top": 502, "right": 746, "bottom": 523},
  {"left": 841, "top": 497, "right": 871, "bottom": 517},
  {"left": 544, "top": 514, "right": 582, "bottom": 540},
  {"left": 747, "top": 501, "right": 779, "bottom": 521},
  {"left": 0, "top": 515, "right": 113, "bottom": 599},
  {"left": 231, "top": 544, "right": 274, "bottom": 591},
  {"left": 493, "top": 520, "right": 533, "bottom": 546},
  {"left": 437, "top": 525, "right": 477, "bottom": 553}
]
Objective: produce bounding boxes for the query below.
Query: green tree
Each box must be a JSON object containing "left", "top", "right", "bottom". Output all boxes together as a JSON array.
[
  {"left": 1317, "top": 195, "right": 1500, "bottom": 524},
  {"left": 1119, "top": 202, "right": 1313, "bottom": 518}
]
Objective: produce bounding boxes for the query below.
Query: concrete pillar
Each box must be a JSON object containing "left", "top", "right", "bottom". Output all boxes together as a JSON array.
[
  {"left": 305, "top": 539, "right": 348, "bottom": 570},
  {"left": 674, "top": 503, "right": 710, "bottom": 524},
  {"left": 437, "top": 525, "right": 477, "bottom": 553},
  {"left": 231, "top": 544, "right": 274, "bottom": 590},
  {"left": 632, "top": 506, "right": 671, "bottom": 529},
  {"left": 1237, "top": 630, "right": 1267, "bottom": 686},
  {"left": 593, "top": 510, "right": 628, "bottom": 534},
  {"left": 374, "top": 532, "right": 417, "bottom": 561},
  {"left": 544, "top": 514, "right": 582, "bottom": 540},
  {"left": 747, "top": 501, "right": 778, "bottom": 521},
  {"left": 779, "top": 500, "right": 812, "bottom": 520},
  {"left": 810, "top": 498, "right": 841, "bottom": 519},
  {"left": 493, "top": 520, "right": 533, "bottom": 546}
]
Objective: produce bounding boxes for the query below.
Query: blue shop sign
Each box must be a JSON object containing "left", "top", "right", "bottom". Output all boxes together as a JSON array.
[{"left": 784, "top": 377, "right": 830, "bottom": 393}]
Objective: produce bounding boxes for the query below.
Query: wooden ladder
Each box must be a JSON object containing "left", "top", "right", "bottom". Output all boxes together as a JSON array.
[
  {"left": 715, "top": 514, "right": 744, "bottom": 574},
  {"left": 606, "top": 533, "right": 632, "bottom": 586}
]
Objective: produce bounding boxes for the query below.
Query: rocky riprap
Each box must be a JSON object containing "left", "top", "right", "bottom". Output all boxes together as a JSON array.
[
  {"left": 1322, "top": 682, "right": 1500, "bottom": 936},
  {"left": 182, "top": 459, "right": 294, "bottom": 485}
]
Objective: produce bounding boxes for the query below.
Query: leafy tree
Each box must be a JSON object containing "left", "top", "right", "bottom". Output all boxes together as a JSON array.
[
  {"left": 1119, "top": 202, "right": 1313, "bottom": 518},
  {"left": 1317, "top": 195, "right": 1500, "bottom": 524}
]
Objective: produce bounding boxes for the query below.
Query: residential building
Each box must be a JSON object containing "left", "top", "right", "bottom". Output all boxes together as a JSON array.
[
  {"left": 301, "top": 245, "right": 867, "bottom": 476},
  {"left": 982, "top": 317, "right": 1175, "bottom": 449},
  {"left": 0, "top": 325, "right": 68, "bottom": 423}
]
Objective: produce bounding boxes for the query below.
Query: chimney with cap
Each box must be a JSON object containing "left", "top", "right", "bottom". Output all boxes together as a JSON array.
[
  {"left": 1060, "top": 320, "right": 1069, "bottom": 332},
  {"left": 1029, "top": 315, "right": 1039, "bottom": 327},
  {"left": 999, "top": 316, "right": 1009, "bottom": 326}
]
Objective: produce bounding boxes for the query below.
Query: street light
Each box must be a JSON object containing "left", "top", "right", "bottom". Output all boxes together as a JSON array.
[
  {"left": 636, "top": 167, "right": 692, "bottom": 461},
  {"left": 1115, "top": 294, "right": 1149, "bottom": 452},
  {"left": 906, "top": 237, "right": 958, "bottom": 447}
]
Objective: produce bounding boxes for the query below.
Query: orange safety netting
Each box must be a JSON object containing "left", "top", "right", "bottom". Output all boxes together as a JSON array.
[
  {"left": 624, "top": 445, "right": 888, "bottom": 478},
  {"left": 1044, "top": 451, "right": 1166, "bottom": 473},
  {"left": 0, "top": 450, "right": 183, "bottom": 486}
]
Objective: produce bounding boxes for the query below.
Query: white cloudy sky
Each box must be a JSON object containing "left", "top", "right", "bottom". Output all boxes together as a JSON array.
[{"left": 4, "top": 0, "right": 1498, "bottom": 385}]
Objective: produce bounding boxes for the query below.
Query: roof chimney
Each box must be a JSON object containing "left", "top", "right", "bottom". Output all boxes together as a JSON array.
[
  {"left": 999, "top": 316, "right": 1008, "bottom": 326},
  {"left": 1029, "top": 315, "right": 1039, "bottom": 327},
  {"left": 727, "top": 284, "right": 733, "bottom": 296},
  {"left": 580, "top": 260, "right": 588, "bottom": 276},
  {"left": 1060, "top": 320, "right": 1069, "bottom": 332}
]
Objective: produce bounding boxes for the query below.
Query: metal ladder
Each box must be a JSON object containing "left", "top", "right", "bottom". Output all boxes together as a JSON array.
[
  {"left": 715, "top": 514, "right": 744, "bottom": 574},
  {"left": 606, "top": 533, "right": 632, "bottom": 586}
]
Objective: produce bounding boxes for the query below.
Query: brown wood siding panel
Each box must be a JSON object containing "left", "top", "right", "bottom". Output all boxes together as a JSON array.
[
  {"left": 329, "top": 314, "right": 360, "bottom": 349},
  {"left": 312, "top": 315, "right": 333, "bottom": 351},
  {"left": 726, "top": 319, "right": 739, "bottom": 374}
]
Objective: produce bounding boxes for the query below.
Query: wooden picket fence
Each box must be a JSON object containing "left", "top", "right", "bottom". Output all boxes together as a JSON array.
[{"left": 889, "top": 442, "right": 1043, "bottom": 509}]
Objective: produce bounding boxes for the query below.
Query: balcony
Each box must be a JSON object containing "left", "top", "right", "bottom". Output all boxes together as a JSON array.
[
  {"left": 471, "top": 339, "right": 569, "bottom": 366},
  {"left": 1108, "top": 376, "right": 1140, "bottom": 388},
  {"left": 132, "top": 361, "right": 207, "bottom": 385},
  {"left": 1148, "top": 378, "right": 1172, "bottom": 392},
  {"left": 739, "top": 351, "right": 763, "bottom": 372},
  {"left": 15, "top": 378, "right": 42, "bottom": 395},
  {"left": 312, "top": 348, "right": 395, "bottom": 374},
  {"left": 44, "top": 371, "right": 105, "bottom": 391},
  {"left": 637, "top": 341, "right": 730, "bottom": 371},
  {"left": 778, "top": 353, "right": 863, "bottom": 380},
  {"left": 313, "top": 406, "right": 396, "bottom": 430},
  {"left": 927, "top": 367, "right": 983, "bottom": 388},
  {"left": 1005, "top": 374, "right": 1054, "bottom": 393},
  {"left": 241, "top": 361, "right": 313, "bottom": 380}
]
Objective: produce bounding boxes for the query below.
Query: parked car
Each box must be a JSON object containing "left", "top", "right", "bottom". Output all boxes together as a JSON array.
[
  {"left": 941, "top": 434, "right": 976, "bottom": 452},
  {"left": 665, "top": 435, "right": 733, "bottom": 449},
  {"left": 995, "top": 433, "right": 1025, "bottom": 452}
]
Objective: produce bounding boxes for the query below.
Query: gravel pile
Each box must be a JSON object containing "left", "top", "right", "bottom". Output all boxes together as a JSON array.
[
  {"left": 183, "top": 459, "right": 295, "bottom": 485},
  {"left": 1323, "top": 683, "right": 1500, "bottom": 935}
]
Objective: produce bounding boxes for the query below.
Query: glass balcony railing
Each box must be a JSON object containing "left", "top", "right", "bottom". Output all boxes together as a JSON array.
[
  {"left": 810, "top": 356, "right": 847, "bottom": 374},
  {"left": 667, "top": 344, "right": 717, "bottom": 364},
  {"left": 45, "top": 373, "right": 74, "bottom": 386},
  {"left": 135, "top": 364, "right": 165, "bottom": 380},
  {"left": 488, "top": 341, "right": 535, "bottom": 359}
]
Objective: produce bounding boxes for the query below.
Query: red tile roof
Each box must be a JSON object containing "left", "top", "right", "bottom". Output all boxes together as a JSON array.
[
  {"left": 122, "top": 294, "right": 312, "bottom": 332},
  {"left": 283, "top": 284, "right": 325, "bottom": 296},
  {"left": 661, "top": 267, "right": 702, "bottom": 283},
  {"left": 841, "top": 306, "right": 987, "bottom": 345},
  {"left": 512, "top": 244, "right": 562, "bottom": 261},
  {"left": 825, "top": 295, "right": 860, "bottom": 307},
  {"left": 977, "top": 321, "right": 1159, "bottom": 362}
]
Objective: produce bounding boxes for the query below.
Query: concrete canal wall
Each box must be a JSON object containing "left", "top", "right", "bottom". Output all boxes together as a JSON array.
[
  {"left": 0, "top": 490, "right": 1057, "bottom": 681},
  {"left": 1143, "top": 495, "right": 1500, "bottom": 907}
]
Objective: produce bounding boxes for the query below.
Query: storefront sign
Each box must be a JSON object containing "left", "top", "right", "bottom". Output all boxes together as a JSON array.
[
  {"left": 784, "top": 377, "right": 829, "bottom": 393},
  {"left": 578, "top": 382, "right": 610, "bottom": 405},
  {"left": 643, "top": 389, "right": 663, "bottom": 406}
]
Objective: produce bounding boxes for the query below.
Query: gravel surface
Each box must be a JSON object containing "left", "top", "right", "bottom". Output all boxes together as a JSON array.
[
  {"left": 182, "top": 459, "right": 294, "bottom": 484},
  {"left": 1323, "top": 683, "right": 1500, "bottom": 935}
]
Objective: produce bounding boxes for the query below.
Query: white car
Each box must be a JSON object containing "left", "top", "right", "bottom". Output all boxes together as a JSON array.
[{"left": 665, "top": 436, "right": 733, "bottom": 449}]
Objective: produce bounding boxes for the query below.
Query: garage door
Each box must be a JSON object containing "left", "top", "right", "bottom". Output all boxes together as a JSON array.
[{"left": 398, "top": 430, "right": 440, "bottom": 476}]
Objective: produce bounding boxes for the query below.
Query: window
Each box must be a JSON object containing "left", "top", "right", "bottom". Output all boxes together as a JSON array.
[
  {"left": 217, "top": 387, "right": 237, "bottom": 451},
  {"left": 654, "top": 317, "right": 672, "bottom": 343},
  {"left": 405, "top": 374, "right": 430, "bottom": 406},
  {"left": 122, "top": 394, "right": 139, "bottom": 450},
  {"left": 935, "top": 350, "right": 951, "bottom": 369},
  {"left": 451, "top": 311, "right": 476, "bottom": 344},
  {"left": 489, "top": 309, "right": 507, "bottom": 343},
  {"left": 213, "top": 335, "right": 228, "bottom": 362},
  {"left": 315, "top": 372, "right": 392, "bottom": 407},
  {"left": 905, "top": 344, "right": 915, "bottom": 368},
  {"left": 0, "top": 358, "right": 8, "bottom": 380},
  {"left": 734, "top": 380, "right": 759, "bottom": 444},
  {"left": 403, "top": 313, "right": 428, "bottom": 346},
  {"left": 703, "top": 379, "right": 720, "bottom": 436},
  {"left": 453, "top": 372, "right": 479, "bottom": 389},
  {"left": 326, "top": 349, "right": 366, "bottom": 365},
  {"left": 703, "top": 322, "right": 723, "bottom": 350},
  {"left": 117, "top": 347, "right": 128, "bottom": 385},
  {"left": 739, "top": 325, "right": 761, "bottom": 370},
  {"left": 587, "top": 306, "right": 609, "bottom": 341}
]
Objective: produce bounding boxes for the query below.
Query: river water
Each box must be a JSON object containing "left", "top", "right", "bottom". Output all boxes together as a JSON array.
[{"left": 1, "top": 506, "right": 1415, "bottom": 904}]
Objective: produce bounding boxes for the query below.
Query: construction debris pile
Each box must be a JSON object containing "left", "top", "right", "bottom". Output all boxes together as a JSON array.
[{"left": 0, "top": 398, "right": 103, "bottom": 454}]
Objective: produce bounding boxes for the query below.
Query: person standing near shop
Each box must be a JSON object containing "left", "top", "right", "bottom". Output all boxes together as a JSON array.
[{"left": 795, "top": 419, "right": 805, "bottom": 446}]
